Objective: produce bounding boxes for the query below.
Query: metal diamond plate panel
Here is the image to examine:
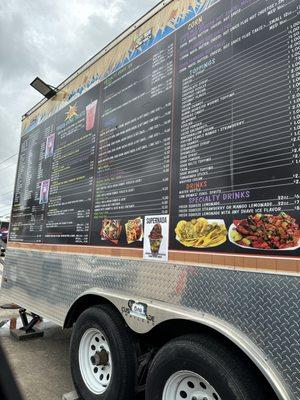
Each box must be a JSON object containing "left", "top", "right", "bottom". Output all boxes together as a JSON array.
[{"left": 1, "top": 249, "right": 299, "bottom": 398}]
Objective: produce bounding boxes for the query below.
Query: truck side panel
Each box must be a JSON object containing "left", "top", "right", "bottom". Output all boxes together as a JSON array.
[{"left": 3, "top": 248, "right": 299, "bottom": 399}]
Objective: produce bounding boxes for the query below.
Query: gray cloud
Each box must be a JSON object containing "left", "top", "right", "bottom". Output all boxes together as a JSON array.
[{"left": 0, "top": 0, "right": 158, "bottom": 216}]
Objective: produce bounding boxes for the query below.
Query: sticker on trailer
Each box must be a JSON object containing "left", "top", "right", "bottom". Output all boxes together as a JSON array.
[{"left": 143, "top": 215, "right": 169, "bottom": 262}]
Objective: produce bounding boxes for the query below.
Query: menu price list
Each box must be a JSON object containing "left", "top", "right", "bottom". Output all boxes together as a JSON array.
[
  {"left": 170, "top": 0, "right": 300, "bottom": 255},
  {"left": 9, "top": 119, "right": 54, "bottom": 243},
  {"left": 9, "top": 0, "right": 300, "bottom": 255},
  {"left": 90, "top": 36, "right": 174, "bottom": 246},
  {"left": 43, "top": 85, "right": 100, "bottom": 244},
  {"left": 289, "top": 19, "right": 300, "bottom": 188}
]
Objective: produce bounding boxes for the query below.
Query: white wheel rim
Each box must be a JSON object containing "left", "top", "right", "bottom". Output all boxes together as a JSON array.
[
  {"left": 163, "top": 370, "right": 222, "bottom": 400},
  {"left": 78, "top": 328, "right": 112, "bottom": 394}
]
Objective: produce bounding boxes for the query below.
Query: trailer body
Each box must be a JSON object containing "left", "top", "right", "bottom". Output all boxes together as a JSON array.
[{"left": 2, "top": 0, "right": 300, "bottom": 399}]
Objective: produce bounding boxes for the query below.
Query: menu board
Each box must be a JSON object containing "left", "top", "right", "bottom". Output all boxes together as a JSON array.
[
  {"left": 9, "top": 118, "right": 54, "bottom": 242},
  {"left": 43, "top": 85, "right": 100, "bottom": 244},
  {"left": 170, "top": 0, "right": 300, "bottom": 255},
  {"left": 91, "top": 36, "right": 174, "bottom": 247},
  {"left": 10, "top": 0, "right": 300, "bottom": 256}
]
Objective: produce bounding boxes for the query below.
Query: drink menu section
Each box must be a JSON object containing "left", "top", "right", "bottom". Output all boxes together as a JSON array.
[
  {"left": 43, "top": 85, "right": 100, "bottom": 244},
  {"left": 91, "top": 36, "right": 174, "bottom": 247},
  {"left": 10, "top": 0, "right": 300, "bottom": 256},
  {"left": 10, "top": 118, "right": 55, "bottom": 242},
  {"left": 171, "top": 0, "right": 300, "bottom": 255}
]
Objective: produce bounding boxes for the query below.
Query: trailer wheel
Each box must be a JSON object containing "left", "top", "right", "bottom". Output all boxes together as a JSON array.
[
  {"left": 145, "top": 334, "right": 266, "bottom": 400},
  {"left": 70, "top": 304, "right": 136, "bottom": 400}
]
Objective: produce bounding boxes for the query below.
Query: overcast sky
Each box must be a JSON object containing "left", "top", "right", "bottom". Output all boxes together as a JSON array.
[{"left": 0, "top": 0, "right": 158, "bottom": 217}]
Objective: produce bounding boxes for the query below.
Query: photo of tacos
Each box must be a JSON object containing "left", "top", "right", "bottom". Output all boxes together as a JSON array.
[
  {"left": 125, "top": 217, "right": 143, "bottom": 244},
  {"left": 229, "top": 212, "right": 300, "bottom": 250},
  {"left": 100, "top": 219, "right": 122, "bottom": 245},
  {"left": 175, "top": 217, "right": 227, "bottom": 248},
  {"left": 149, "top": 223, "right": 163, "bottom": 256}
]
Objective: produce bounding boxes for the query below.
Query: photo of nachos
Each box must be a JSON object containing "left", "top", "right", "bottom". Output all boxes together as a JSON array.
[
  {"left": 125, "top": 217, "right": 143, "bottom": 244},
  {"left": 175, "top": 217, "right": 227, "bottom": 248},
  {"left": 100, "top": 219, "right": 122, "bottom": 245}
]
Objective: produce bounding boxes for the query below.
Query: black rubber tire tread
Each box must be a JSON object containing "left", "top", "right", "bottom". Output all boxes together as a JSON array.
[
  {"left": 70, "top": 304, "right": 136, "bottom": 400},
  {"left": 146, "top": 334, "right": 268, "bottom": 400}
]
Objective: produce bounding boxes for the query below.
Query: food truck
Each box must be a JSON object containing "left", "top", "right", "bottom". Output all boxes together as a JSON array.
[
  {"left": 0, "top": 218, "right": 9, "bottom": 245},
  {"left": 2, "top": 0, "right": 299, "bottom": 399}
]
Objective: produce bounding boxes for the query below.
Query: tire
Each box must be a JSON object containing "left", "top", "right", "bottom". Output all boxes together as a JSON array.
[
  {"left": 70, "top": 304, "right": 136, "bottom": 400},
  {"left": 145, "top": 334, "right": 267, "bottom": 400}
]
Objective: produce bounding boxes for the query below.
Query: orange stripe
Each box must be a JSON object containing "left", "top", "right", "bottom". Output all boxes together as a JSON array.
[{"left": 7, "top": 242, "right": 300, "bottom": 273}]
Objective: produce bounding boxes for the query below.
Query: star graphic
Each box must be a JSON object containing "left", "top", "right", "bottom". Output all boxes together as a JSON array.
[{"left": 65, "top": 103, "right": 78, "bottom": 120}]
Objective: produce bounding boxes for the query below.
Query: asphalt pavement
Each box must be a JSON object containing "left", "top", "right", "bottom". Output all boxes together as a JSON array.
[
  {"left": 0, "top": 257, "right": 75, "bottom": 400},
  {"left": 0, "top": 259, "right": 145, "bottom": 400},
  {"left": 0, "top": 320, "right": 75, "bottom": 400}
]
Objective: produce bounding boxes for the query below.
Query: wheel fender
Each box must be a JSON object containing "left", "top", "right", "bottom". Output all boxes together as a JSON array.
[{"left": 64, "top": 288, "right": 292, "bottom": 400}]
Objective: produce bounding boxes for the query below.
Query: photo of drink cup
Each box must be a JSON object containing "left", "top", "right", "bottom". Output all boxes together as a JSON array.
[
  {"left": 45, "top": 133, "right": 55, "bottom": 159},
  {"left": 85, "top": 100, "right": 98, "bottom": 131},
  {"left": 149, "top": 223, "right": 163, "bottom": 257},
  {"left": 149, "top": 238, "right": 162, "bottom": 256},
  {"left": 39, "top": 179, "right": 50, "bottom": 204}
]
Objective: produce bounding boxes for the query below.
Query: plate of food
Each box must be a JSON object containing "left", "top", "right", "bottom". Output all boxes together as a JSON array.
[
  {"left": 101, "top": 219, "right": 122, "bottom": 245},
  {"left": 229, "top": 212, "right": 300, "bottom": 251},
  {"left": 125, "top": 217, "right": 143, "bottom": 244},
  {"left": 175, "top": 217, "right": 227, "bottom": 248}
]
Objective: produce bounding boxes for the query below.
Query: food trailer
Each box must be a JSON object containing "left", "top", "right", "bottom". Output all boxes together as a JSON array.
[
  {"left": 2, "top": 0, "right": 300, "bottom": 399},
  {"left": 0, "top": 217, "right": 9, "bottom": 246}
]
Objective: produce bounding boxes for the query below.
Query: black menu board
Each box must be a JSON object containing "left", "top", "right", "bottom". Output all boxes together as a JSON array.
[
  {"left": 9, "top": 118, "right": 54, "bottom": 242},
  {"left": 43, "top": 85, "right": 100, "bottom": 244},
  {"left": 91, "top": 36, "right": 174, "bottom": 247},
  {"left": 170, "top": 0, "right": 300, "bottom": 256},
  {"left": 10, "top": 0, "right": 300, "bottom": 256}
]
